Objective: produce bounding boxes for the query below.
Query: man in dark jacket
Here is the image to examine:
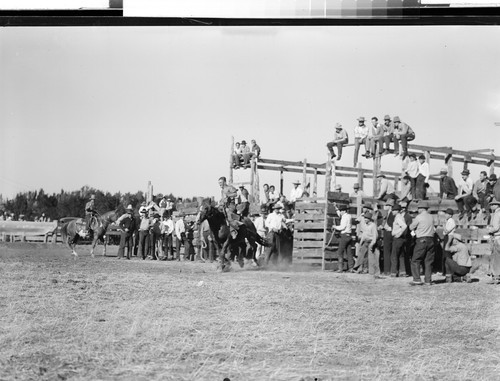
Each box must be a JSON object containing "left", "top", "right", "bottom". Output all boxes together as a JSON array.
[
  {"left": 116, "top": 205, "right": 136, "bottom": 260},
  {"left": 439, "top": 168, "right": 458, "bottom": 200}
]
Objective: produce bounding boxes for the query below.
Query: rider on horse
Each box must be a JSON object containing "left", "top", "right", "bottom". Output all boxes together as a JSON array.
[
  {"left": 85, "top": 194, "right": 98, "bottom": 233},
  {"left": 218, "top": 176, "right": 241, "bottom": 239}
]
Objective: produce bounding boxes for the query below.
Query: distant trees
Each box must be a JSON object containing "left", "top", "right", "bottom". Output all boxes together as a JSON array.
[{"left": 0, "top": 188, "right": 183, "bottom": 221}]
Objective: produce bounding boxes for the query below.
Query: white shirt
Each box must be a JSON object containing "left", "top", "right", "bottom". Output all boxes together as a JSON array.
[
  {"left": 406, "top": 161, "right": 419, "bottom": 178},
  {"left": 253, "top": 216, "right": 266, "bottom": 236},
  {"left": 458, "top": 177, "right": 474, "bottom": 195},
  {"left": 268, "top": 190, "right": 280, "bottom": 202},
  {"left": 334, "top": 212, "right": 352, "bottom": 234},
  {"left": 443, "top": 217, "right": 456, "bottom": 236},
  {"left": 175, "top": 219, "right": 185, "bottom": 239},
  {"left": 354, "top": 125, "right": 368, "bottom": 140},
  {"left": 392, "top": 213, "right": 407, "bottom": 238},
  {"left": 290, "top": 186, "right": 304, "bottom": 202},
  {"left": 418, "top": 162, "right": 430, "bottom": 182},
  {"left": 265, "top": 212, "right": 285, "bottom": 232},
  {"left": 163, "top": 219, "right": 175, "bottom": 235}
]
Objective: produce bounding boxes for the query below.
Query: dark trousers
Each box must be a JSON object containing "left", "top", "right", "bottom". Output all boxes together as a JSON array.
[
  {"left": 138, "top": 230, "right": 150, "bottom": 259},
  {"left": 175, "top": 235, "right": 185, "bottom": 259},
  {"left": 398, "top": 133, "right": 415, "bottom": 156},
  {"left": 337, "top": 234, "right": 353, "bottom": 270},
  {"left": 327, "top": 138, "right": 348, "bottom": 159},
  {"left": 390, "top": 237, "right": 406, "bottom": 275},
  {"left": 117, "top": 232, "right": 133, "bottom": 259},
  {"left": 411, "top": 236, "right": 435, "bottom": 283},
  {"left": 242, "top": 152, "right": 256, "bottom": 166},
  {"left": 163, "top": 234, "right": 174, "bottom": 258},
  {"left": 445, "top": 257, "right": 471, "bottom": 277},
  {"left": 405, "top": 238, "right": 414, "bottom": 275},
  {"left": 383, "top": 134, "right": 397, "bottom": 152},
  {"left": 456, "top": 195, "right": 477, "bottom": 215},
  {"left": 149, "top": 232, "right": 160, "bottom": 259},
  {"left": 416, "top": 174, "right": 427, "bottom": 200},
  {"left": 265, "top": 231, "right": 281, "bottom": 264},
  {"left": 383, "top": 230, "right": 393, "bottom": 274},
  {"left": 185, "top": 238, "right": 194, "bottom": 261},
  {"left": 353, "top": 137, "right": 367, "bottom": 165},
  {"left": 410, "top": 177, "right": 417, "bottom": 199}
]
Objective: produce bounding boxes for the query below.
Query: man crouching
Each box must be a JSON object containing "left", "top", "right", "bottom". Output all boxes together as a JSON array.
[{"left": 444, "top": 233, "right": 472, "bottom": 283}]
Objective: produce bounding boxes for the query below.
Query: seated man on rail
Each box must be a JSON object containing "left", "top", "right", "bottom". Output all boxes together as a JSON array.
[{"left": 326, "top": 123, "right": 349, "bottom": 161}]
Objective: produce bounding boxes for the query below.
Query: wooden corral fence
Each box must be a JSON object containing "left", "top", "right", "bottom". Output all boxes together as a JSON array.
[
  {"left": 0, "top": 221, "right": 58, "bottom": 243},
  {"left": 292, "top": 192, "right": 493, "bottom": 270}
]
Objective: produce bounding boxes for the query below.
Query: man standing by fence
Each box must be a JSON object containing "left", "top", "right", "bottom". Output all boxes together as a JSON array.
[
  {"left": 409, "top": 201, "right": 436, "bottom": 286},
  {"left": 116, "top": 205, "right": 135, "bottom": 260},
  {"left": 332, "top": 204, "right": 353, "bottom": 273},
  {"left": 455, "top": 169, "right": 477, "bottom": 220}
]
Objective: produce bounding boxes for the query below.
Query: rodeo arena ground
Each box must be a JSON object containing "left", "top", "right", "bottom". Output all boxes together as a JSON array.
[{"left": 1, "top": 136, "right": 500, "bottom": 381}]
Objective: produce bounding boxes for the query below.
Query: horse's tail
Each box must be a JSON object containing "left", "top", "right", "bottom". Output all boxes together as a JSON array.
[
  {"left": 60, "top": 222, "right": 69, "bottom": 244},
  {"left": 255, "top": 232, "right": 270, "bottom": 247}
]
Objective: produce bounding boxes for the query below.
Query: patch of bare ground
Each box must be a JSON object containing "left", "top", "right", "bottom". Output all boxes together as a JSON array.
[{"left": 0, "top": 242, "right": 498, "bottom": 380}]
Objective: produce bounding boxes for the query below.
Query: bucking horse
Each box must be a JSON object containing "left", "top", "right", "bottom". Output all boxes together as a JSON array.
[
  {"left": 60, "top": 210, "right": 119, "bottom": 257},
  {"left": 197, "top": 200, "right": 268, "bottom": 271}
]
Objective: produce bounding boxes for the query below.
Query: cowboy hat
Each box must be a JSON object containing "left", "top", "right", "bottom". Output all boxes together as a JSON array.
[
  {"left": 393, "top": 116, "right": 401, "bottom": 122},
  {"left": 440, "top": 168, "right": 448, "bottom": 174},
  {"left": 445, "top": 208, "right": 454, "bottom": 215},
  {"left": 461, "top": 169, "right": 470, "bottom": 176},
  {"left": 364, "top": 212, "right": 373, "bottom": 220},
  {"left": 353, "top": 183, "right": 360, "bottom": 189},
  {"left": 335, "top": 122, "right": 342, "bottom": 129},
  {"left": 126, "top": 204, "right": 133, "bottom": 212},
  {"left": 489, "top": 174, "right": 498, "bottom": 181},
  {"left": 383, "top": 115, "right": 391, "bottom": 120},
  {"left": 490, "top": 199, "right": 500, "bottom": 206},
  {"left": 292, "top": 180, "right": 301, "bottom": 184},
  {"left": 273, "top": 202, "right": 284, "bottom": 210},
  {"left": 453, "top": 233, "right": 464, "bottom": 242},
  {"left": 357, "top": 117, "right": 365, "bottom": 122}
]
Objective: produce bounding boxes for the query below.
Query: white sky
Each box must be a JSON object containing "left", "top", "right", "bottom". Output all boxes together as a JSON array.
[{"left": 1, "top": 26, "right": 499, "bottom": 201}]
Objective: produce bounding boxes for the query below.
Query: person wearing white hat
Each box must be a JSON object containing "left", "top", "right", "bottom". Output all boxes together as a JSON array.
[
  {"left": 350, "top": 183, "right": 365, "bottom": 198},
  {"left": 263, "top": 202, "right": 287, "bottom": 265},
  {"left": 326, "top": 123, "right": 349, "bottom": 161},
  {"left": 289, "top": 180, "right": 303, "bottom": 204},
  {"left": 117, "top": 205, "right": 136, "bottom": 260},
  {"left": 444, "top": 233, "right": 472, "bottom": 283}
]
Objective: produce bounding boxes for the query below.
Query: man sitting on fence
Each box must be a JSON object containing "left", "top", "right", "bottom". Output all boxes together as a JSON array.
[
  {"left": 444, "top": 233, "right": 472, "bottom": 283},
  {"left": 393, "top": 116, "right": 415, "bottom": 159},
  {"left": 455, "top": 169, "right": 477, "bottom": 220},
  {"left": 353, "top": 117, "right": 368, "bottom": 166},
  {"left": 376, "top": 174, "right": 395, "bottom": 201},
  {"left": 289, "top": 180, "right": 304, "bottom": 212},
  {"left": 326, "top": 123, "right": 349, "bottom": 161},
  {"left": 439, "top": 168, "right": 458, "bottom": 200}
]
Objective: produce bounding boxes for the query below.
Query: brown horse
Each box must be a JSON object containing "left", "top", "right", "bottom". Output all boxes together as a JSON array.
[{"left": 61, "top": 210, "right": 119, "bottom": 257}]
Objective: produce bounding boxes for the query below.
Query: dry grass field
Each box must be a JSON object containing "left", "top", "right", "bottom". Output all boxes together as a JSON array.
[{"left": 0, "top": 242, "right": 499, "bottom": 381}]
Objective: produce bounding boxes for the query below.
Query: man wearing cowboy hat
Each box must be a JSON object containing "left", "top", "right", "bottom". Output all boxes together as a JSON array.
[
  {"left": 444, "top": 233, "right": 472, "bottom": 283},
  {"left": 381, "top": 115, "right": 396, "bottom": 155},
  {"left": 264, "top": 202, "right": 287, "bottom": 265},
  {"left": 455, "top": 169, "right": 477, "bottom": 220},
  {"left": 237, "top": 140, "right": 251, "bottom": 169},
  {"left": 439, "top": 168, "right": 458, "bottom": 200},
  {"left": 441, "top": 208, "right": 457, "bottom": 276},
  {"left": 381, "top": 197, "right": 396, "bottom": 275},
  {"left": 289, "top": 180, "right": 303, "bottom": 204},
  {"left": 390, "top": 203, "right": 408, "bottom": 277},
  {"left": 353, "top": 116, "right": 369, "bottom": 165},
  {"left": 332, "top": 204, "right": 354, "bottom": 272},
  {"left": 84, "top": 194, "right": 98, "bottom": 232},
  {"left": 356, "top": 211, "right": 384, "bottom": 279},
  {"left": 350, "top": 182, "right": 364, "bottom": 198},
  {"left": 175, "top": 212, "right": 187, "bottom": 260},
  {"left": 253, "top": 205, "right": 268, "bottom": 261},
  {"left": 117, "top": 205, "right": 136, "bottom": 260},
  {"left": 393, "top": 116, "right": 415, "bottom": 159},
  {"left": 409, "top": 201, "right": 436, "bottom": 285},
  {"left": 326, "top": 122, "right": 349, "bottom": 161}
]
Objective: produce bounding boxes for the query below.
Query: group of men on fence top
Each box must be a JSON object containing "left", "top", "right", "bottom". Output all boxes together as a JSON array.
[
  {"left": 327, "top": 115, "right": 415, "bottom": 165},
  {"left": 231, "top": 139, "right": 261, "bottom": 169},
  {"left": 332, "top": 195, "right": 500, "bottom": 285}
]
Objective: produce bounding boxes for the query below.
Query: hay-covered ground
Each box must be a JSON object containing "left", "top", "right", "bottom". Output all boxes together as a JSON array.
[{"left": 0, "top": 242, "right": 499, "bottom": 381}]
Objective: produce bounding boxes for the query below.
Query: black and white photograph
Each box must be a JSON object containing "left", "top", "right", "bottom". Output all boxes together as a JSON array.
[{"left": 0, "top": 1, "right": 499, "bottom": 380}]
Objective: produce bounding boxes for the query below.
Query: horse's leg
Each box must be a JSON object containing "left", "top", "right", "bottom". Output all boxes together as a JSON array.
[
  {"left": 220, "top": 239, "right": 231, "bottom": 270},
  {"left": 103, "top": 234, "right": 107, "bottom": 257},
  {"left": 70, "top": 235, "right": 79, "bottom": 257},
  {"left": 248, "top": 238, "right": 259, "bottom": 266},
  {"left": 91, "top": 236, "right": 97, "bottom": 257}
]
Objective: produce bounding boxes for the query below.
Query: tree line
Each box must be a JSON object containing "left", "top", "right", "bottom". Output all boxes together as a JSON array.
[{"left": 0, "top": 186, "right": 196, "bottom": 221}]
